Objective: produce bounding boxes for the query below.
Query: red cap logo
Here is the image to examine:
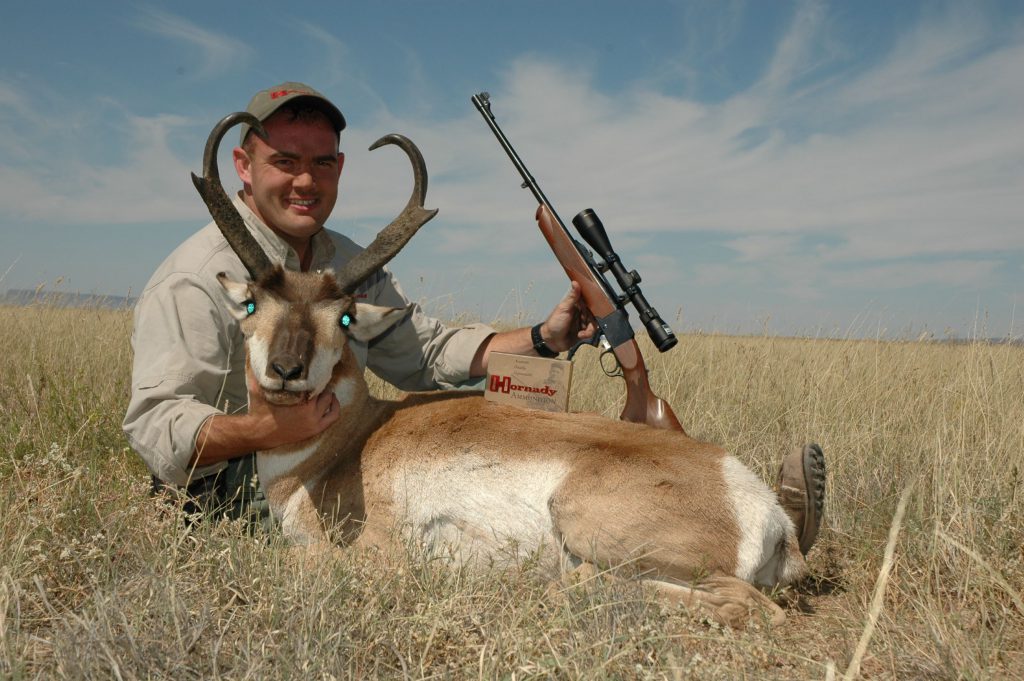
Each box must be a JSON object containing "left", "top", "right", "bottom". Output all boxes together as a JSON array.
[{"left": 270, "top": 89, "right": 308, "bottom": 100}]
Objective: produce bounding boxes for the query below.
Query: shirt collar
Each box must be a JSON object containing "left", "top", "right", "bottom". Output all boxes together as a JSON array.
[{"left": 231, "top": 193, "right": 337, "bottom": 271}]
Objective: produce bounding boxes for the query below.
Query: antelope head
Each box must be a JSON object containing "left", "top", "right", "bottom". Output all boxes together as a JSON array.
[{"left": 191, "top": 113, "right": 437, "bottom": 405}]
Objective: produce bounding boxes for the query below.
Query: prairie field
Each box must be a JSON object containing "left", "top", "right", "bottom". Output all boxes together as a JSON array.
[{"left": 0, "top": 303, "right": 1021, "bottom": 679}]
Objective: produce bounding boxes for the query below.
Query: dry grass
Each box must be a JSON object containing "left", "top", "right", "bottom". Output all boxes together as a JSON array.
[{"left": 1, "top": 303, "right": 1021, "bottom": 679}]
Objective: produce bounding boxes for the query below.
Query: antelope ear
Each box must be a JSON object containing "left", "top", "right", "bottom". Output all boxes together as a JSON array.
[
  {"left": 216, "top": 272, "right": 254, "bottom": 320},
  {"left": 349, "top": 303, "right": 411, "bottom": 342}
]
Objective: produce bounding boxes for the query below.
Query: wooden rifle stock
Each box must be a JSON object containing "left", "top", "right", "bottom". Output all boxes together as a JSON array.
[{"left": 535, "top": 206, "right": 685, "bottom": 434}]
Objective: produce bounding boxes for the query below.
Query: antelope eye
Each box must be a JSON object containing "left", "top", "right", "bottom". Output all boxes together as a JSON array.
[
  {"left": 243, "top": 300, "right": 256, "bottom": 316},
  {"left": 339, "top": 313, "right": 352, "bottom": 329}
]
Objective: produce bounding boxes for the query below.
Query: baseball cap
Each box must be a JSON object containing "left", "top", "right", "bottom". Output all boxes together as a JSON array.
[{"left": 239, "top": 81, "right": 347, "bottom": 146}]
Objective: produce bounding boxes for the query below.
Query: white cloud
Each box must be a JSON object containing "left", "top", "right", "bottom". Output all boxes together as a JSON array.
[
  {"left": 724, "top": 235, "right": 801, "bottom": 262},
  {"left": 756, "top": 0, "right": 828, "bottom": 96},
  {"left": 0, "top": 110, "right": 200, "bottom": 224},
  {"left": 133, "top": 8, "right": 252, "bottom": 80},
  {"left": 828, "top": 259, "right": 1001, "bottom": 290},
  {"left": 0, "top": 81, "right": 26, "bottom": 108},
  {"left": 292, "top": 21, "right": 389, "bottom": 112}
]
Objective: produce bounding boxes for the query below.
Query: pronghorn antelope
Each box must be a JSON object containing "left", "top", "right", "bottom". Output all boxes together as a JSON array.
[{"left": 192, "top": 113, "right": 826, "bottom": 627}]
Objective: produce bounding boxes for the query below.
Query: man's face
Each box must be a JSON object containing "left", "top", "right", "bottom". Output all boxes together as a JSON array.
[{"left": 233, "top": 113, "right": 343, "bottom": 247}]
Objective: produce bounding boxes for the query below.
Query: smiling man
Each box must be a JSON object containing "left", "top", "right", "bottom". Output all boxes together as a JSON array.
[
  {"left": 234, "top": 99, "right": 342, "bottom": 268},
  {"left": 123, "top": 82, "right": 595, "bottom": 525}
]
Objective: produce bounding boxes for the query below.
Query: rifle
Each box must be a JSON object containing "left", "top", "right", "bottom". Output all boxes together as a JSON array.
[{"left": 472, "top": 92, "right": 685, "bottom": 433}]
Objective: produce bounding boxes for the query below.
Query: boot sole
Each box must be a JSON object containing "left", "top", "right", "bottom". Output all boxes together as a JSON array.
[{"left": 799, "top": 443, "right": 826, "bottom": 555}]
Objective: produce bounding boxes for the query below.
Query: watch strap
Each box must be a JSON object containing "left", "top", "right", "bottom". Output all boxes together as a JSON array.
[{"left": 531, "top": 323, "right": 558, "bottom": 358}]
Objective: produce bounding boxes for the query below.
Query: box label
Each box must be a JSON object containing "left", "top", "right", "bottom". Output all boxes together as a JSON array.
[{"left": 484, "top": 352, "right": 572, "bottom": 413}]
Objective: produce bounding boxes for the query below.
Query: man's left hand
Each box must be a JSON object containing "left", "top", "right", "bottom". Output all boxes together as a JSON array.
[{"left": 539, "top": 281, "right": 597, "bottom": 353}]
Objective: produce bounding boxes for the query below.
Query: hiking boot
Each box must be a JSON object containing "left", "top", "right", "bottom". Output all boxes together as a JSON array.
[{"left": 775, "top": 443, "right": 826, "bottom": 555}]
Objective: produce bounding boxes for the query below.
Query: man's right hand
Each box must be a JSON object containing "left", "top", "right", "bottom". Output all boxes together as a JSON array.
[
  {"left": 244, "top": 365, "right": 341, "bottom": 449},
  {"left": 190, "top": 365, "right": 340, "bottom": 467}
]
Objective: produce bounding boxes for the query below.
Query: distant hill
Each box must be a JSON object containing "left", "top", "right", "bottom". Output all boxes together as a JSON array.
[{"left": 1, "top": 288, "right": 136, "bottom": 310}]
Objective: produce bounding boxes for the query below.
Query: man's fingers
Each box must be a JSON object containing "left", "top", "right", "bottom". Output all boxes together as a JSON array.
[
  {"left": 578, "top": 320, "right": 597, "bottom": 340},
  {"left": 314, "top": 391, "right": 340, "bottom": 421},
  {"left": 556, "top": 282, "right": 587, "bottom": 320},
  {"left": 245, "top": 366, "right": 269, "bottom": 405},
  {"left": 565, "top": 281, "right": 583, "bottom": 305},
  {"left": 323, "top": 396, "right": 341, "bottom": 424},
  {"left": 245, "top": 365, "right": 258, "bottom": 390}
]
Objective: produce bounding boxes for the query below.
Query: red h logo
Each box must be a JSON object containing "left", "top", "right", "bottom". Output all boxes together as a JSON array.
[{"left": 489, "top": 375, "right": 512, "bottom": 394}]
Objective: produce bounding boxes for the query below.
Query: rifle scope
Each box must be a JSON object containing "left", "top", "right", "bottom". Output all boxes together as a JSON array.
[{"left": 572, "top": 209, "right": 678, "bottom": 352}]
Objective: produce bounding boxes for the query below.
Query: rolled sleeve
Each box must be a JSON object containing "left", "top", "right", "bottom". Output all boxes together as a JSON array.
[
  {"left": 123, "top": 385, "right": 222, "bottom": 486},
  {"left": 122, "top": 272, "right": 244, "bottom": 486},
  {"left": 362, "top": 270, "right": 495, "bottom": 391}
]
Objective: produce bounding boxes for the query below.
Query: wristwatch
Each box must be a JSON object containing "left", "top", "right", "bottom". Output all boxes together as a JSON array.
[{"left": 531, "top": 323, "right": 559, "bottom": 358}]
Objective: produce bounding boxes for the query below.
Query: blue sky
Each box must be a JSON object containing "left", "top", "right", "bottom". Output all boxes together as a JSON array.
[{"left": 1, "top": 1, "right": 1022, "bottom": 338}]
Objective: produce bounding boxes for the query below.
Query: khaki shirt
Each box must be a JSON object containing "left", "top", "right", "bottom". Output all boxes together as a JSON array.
[{"left": 123, "top": 195, "right": 495, "bottom": 487}]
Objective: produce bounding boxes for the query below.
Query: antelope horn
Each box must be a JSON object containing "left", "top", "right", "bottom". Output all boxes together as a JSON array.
[
  {"left": 336, "top": 134, "right": 438, "bottom": 294},
  {"left": 191, "top": 112, "right": 273, "bottom": 280}
]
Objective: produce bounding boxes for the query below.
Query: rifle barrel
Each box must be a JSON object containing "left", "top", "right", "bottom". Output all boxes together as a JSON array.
[
  {"left": 471, "top": 92, "right": 622, "bottom": 318},
  {"left": 471, "top": 93, "right": 572, "bottom": 237}
]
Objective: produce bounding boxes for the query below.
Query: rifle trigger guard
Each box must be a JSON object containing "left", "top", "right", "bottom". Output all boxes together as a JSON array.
[{"left": 599, "top": 347, "right": 623, "bottom": 378}]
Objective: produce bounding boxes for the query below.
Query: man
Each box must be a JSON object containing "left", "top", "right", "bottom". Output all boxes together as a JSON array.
[{"left": 123, "top": 82, "right": 595, "bottom": 524}]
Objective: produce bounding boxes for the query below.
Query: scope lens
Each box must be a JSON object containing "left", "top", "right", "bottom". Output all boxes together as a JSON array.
[{"left": 646, "top": 318, "right": 678, "bottom": 352}]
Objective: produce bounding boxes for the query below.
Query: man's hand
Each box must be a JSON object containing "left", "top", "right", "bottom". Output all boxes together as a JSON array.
[
  {"left": 245, "top": 366, "right": 340, "bottom": 450},
  {"left": 190, "top": 366, "right": 341, "bottom": 467},
  {"left": 468, "top": 280, "right": 598, "bottom": 376},
  {"left": 538, "top": 281, "right": 597, "bottom": 353}
]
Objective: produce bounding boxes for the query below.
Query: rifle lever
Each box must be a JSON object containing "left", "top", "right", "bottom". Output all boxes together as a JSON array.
[{"left": 566, "top": 334, "right": 623, "bottom": 379}]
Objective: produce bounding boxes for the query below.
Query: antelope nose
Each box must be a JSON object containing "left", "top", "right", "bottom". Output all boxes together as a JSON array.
[{"left": 271, "top": 360, "right": 304, "bottom": 381}]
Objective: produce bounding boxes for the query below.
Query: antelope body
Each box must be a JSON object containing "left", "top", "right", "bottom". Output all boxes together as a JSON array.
[{"left": 195, "top": 115, "right": 813, "bottom": 626}]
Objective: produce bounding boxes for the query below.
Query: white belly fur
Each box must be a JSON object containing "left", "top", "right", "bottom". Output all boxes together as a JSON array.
[{"left": 391, "top": 453, "right": 571, "bottom": 567}]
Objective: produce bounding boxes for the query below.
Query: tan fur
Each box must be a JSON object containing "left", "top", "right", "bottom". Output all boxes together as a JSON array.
[{"left": 221, "top": 268, "right": 808, "bottom": 627}]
